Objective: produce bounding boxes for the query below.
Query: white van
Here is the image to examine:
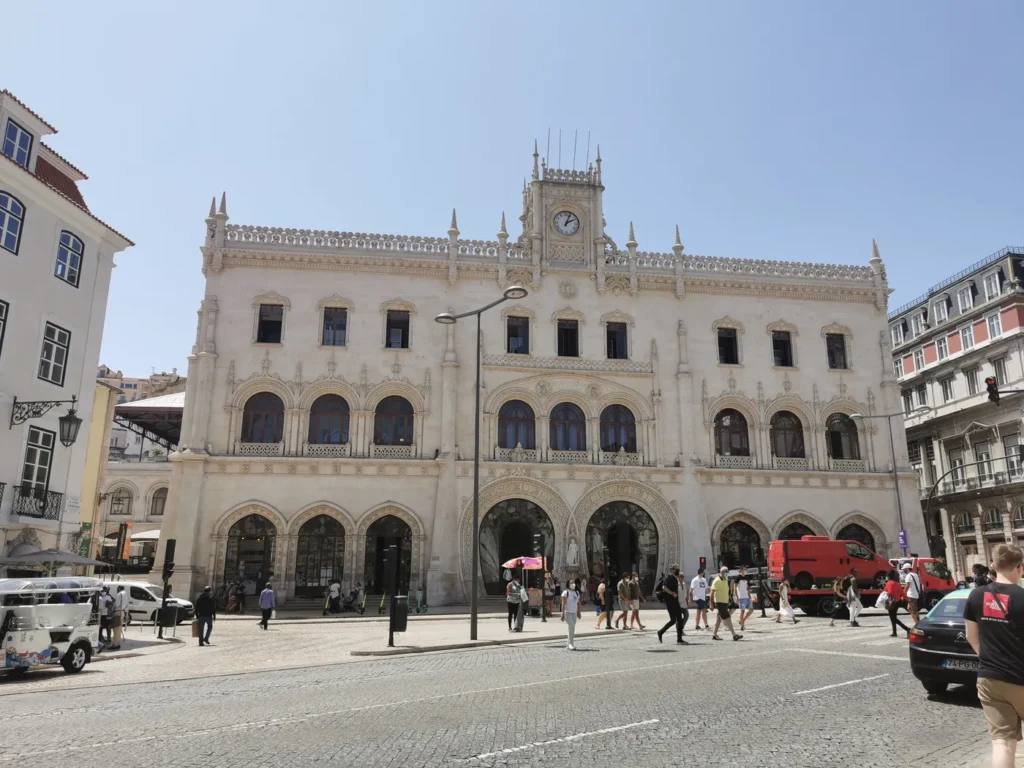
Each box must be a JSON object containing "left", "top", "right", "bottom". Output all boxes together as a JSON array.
[{"left": 100, "top": 580, "right": 194, "bottom": 625}]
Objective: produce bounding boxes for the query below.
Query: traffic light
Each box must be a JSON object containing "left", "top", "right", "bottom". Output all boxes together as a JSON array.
[
  {"left": 986, "top": 377, "right": 1000, "bottom": 404},
  {"left": 532, "top": 533, "right": 545, "bottom": 560},
  {"left": 161, "top": 538, "right": 176, "bottom": 582},
  {"left": 699, "top": 556, "right": 707, "bottom": 572}
]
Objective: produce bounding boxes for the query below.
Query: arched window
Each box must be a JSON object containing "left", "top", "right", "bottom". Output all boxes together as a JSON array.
[
  {"left": 714, "top": 409, "right": 749, "bottom": 457},
  {"left": 241, "top": 392, "right": 285, "bottom": 443},
  {"left": 109, "top": 488, "right": 132, "bottom": 517},
  {"left": 719, "top": 521, "right": 763, "bottom": 567},
  {"left": 778, "top": 522, "right": 815, "bottom": 540},
  {"left": 498, "top": 400, "right": 536, "bottom": 449},
  {"left": 600, "top": 404, "right": 637, "bottom": 453},
  {"left": 149, "top": 487, "right": 168, "bottom": 517},
  {"left": 308, "top": 395, "right": 350, "bottom": 444},
  {"left": 984, "top": 508, "right": 1003, "bottom": 532},
  {"left": 0, "top": 191, "right": 24, "bottom": 254},
  {"left": 956, "top": 512, "right": 973, "bottom": 534},
  {"left": 55, "top": 231, "right": 84, "bottom": 287},
  {"left": 549, "top": 402, "right": 586, "bottom": 451},
  {"left": 373, "top": 396, "right": 413, "bottom": 446},
  {"left": 770, "top": 411, "right": 805, "bottom": 459},
  {"left": 826, "top": 413, "right": 860, "bottom": 460},
  {"left": 837, "top": 523, "right": 875, "bottom": 553}
]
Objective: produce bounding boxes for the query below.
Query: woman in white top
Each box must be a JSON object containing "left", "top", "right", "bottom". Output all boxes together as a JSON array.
[
  {"left": 561, "top": 579, "right": 582, "bottom": 650},
  {"left": 775, "top": 578, "right": 798, "bottom": 624}
]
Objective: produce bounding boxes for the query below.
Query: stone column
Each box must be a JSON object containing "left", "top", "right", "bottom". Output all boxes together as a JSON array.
[
  {"left": 588, "top": 417, "right": 599, "bottom": 462},
  {"left": 539, "top": 416, "right": 549, "bottom": 459},
  {"left": 939, "top": 507, "right": 959, "bottom": 580},
  {"left": 675, "top": 321, "right": 691, "bottom": 464},
  {"left": 974, "top": 506, "right": 988, "bottom": 564},
  {"left": 1003, "top": 499, "right": 1015, "bottom": 543},
  {"left": 428, "top": 330, "right": 462, "bottom": 605},
  {"left": 149, "top": 453, "right": 208, "bottom": 600}
]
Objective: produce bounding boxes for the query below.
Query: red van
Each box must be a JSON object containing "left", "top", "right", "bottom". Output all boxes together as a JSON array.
[{"left": 768, "top": 536, "right": 954, "bottom": 616}]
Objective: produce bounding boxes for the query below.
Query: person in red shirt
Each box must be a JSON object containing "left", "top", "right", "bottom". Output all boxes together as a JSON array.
[{"left": 884, "top": 570, "right": 911, "bottom": 637}]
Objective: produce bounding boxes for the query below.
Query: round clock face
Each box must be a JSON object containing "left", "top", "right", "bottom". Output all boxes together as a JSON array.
[{"left": 553, "top": 211, "right": 580, "bottom": 236}]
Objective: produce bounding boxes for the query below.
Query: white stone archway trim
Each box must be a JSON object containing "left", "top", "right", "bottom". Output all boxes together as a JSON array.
[
  {"left": 355, "top": 502, "right": 426, "bottom": 595},
  {"left": 773, "top": 511, "right": 828, "bottom": 539},
  {"left": 211, "top": 501, "right": 289, "bottom": 598}
]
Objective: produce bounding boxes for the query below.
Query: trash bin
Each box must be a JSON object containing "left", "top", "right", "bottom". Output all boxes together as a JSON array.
[
  {"left": 391, "top": 595, "right": 408, "bottom": 633},
  {"left": 157, "top": 606, "right": 179, "bottom": 628}
]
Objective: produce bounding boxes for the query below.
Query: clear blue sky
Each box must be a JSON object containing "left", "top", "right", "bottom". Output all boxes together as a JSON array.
[{"left": 6, "top": 2, "right": 1023, "bottom": 376}]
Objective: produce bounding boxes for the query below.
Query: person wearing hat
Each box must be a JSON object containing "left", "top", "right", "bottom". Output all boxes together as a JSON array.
[
  {"left": 710, "top": 566, "right": 743, "bottom": 642},
  {"left": 902, "top": 562, "right": 923, "bottom": 625},
  {"left": 195, "top": 586, "right": 217, "bottom": 646}
]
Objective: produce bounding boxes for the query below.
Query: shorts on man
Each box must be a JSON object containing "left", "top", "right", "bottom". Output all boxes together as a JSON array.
[
  {"left": 717, "top": 604, "right": 732, "bottom": 620},
  {"left": 695, "top": 599, "right": 707, "bottom": 610},
  {"left": 978, "top": 678, "right": 1024, "bottom": 741},
  {"left": 738, "top": 597, "right": 752, "bottom": 610},
  {"left": 619, "top": 598, "right": 630, "bottom": 613}
]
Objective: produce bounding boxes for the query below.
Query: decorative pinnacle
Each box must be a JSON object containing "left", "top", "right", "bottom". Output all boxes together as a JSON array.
[
  {"left": 673, "top": 224, "right": 684, "bottom": 255},
  {"left": 448, "top": 208, "right": 459, "bottom": 236},
  {"left": 532, "top": 139, "right": 540, "bottom": 180},
  {"left": 626, "top": 221, "right": 637, "bottom": 248},
  {"left": 218, "top": 192, "right": 227, "bottom": 216},
  {"left": 871, "top": 238, "right": 882, "bottom": 263},
  {"left": 596, "top": 144, "right": 601, "bottom": 163},
  {"left": 499, "top": 211, "right": 507, "bottom": 234},
  {"left": 674, "top": 225, "right": 682, "bottom": 246},
  {"left": 208, "top": 196, "right": 216, "bottom": 218}
]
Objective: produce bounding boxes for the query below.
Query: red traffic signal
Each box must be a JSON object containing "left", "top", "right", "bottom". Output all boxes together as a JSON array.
[{"left": 986, "top": 377, "right": 1000, "bottom": 404}]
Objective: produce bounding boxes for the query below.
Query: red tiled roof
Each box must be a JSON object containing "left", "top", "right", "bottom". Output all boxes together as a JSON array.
[
  {"left": 0, "top": 152, "right": 133, "bottom": 246},
  {"left": 0, "top": 90, "right": 58, "bottom": 133},
  {"left": 39, "top": 142, "right": 87, "bottom": 179},
  {"left": 34, "top": 157, "right": 88, "bottom": 209}
]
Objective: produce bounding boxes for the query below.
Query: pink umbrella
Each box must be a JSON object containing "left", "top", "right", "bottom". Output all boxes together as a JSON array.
[{"left": 502, "top": 556, "right": 545, "bottom": 570}]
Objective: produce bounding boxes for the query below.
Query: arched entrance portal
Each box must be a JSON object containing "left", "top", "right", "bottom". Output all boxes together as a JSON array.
[
  {"left": 224, "top": 514, "right": 277, "bottom": 595},
  {"left": 294, "top": 515, "right": 345, "bottom": 598},
  {"left": 719, "top": 521, "right": 762, "bottom": 568},
  {"left": 585, "top": 502, "right": 658, "bottom": 596},
  {"left": 837, "top": 523, "right": 876, "bottom": 554},
  {"left": 479, "top": 499, "right": 555, "bottom": 595},
  {"left": 364, "top": 515, "right": 411, "bottom": 594}
]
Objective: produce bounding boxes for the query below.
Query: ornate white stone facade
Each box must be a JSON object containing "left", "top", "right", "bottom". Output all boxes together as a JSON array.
[{"left": 151, "top": 150, "right": 923, "bottom": 604}]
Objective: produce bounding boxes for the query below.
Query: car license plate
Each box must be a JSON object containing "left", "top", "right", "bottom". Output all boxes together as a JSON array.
[{"left": 942, "top": 659, "right": 979, "bottom": 671}]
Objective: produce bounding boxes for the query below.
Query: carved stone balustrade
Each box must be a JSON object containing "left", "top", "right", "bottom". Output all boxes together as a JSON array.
[
  {"left": 830, "top": 458, "right": 866, "bottom": 472},
  {"left": 371, "top": 444, "right": 414, "bottom": 459},
  {"left": 774, "top": 457, "right": 810, "bottom": 471},
  {"left": 547, "top": 450, "right": 591, "bottom": 465},
  {"left": 237, "top": 442, "right": 284, "bottom": 457},
  {"left": 496, "top": 445, "right": 538, "bottom": 463},
  {"left": 716, "top": 454, "right": 754, "bottom": 469},
  {"left": 599, "top": 449, "right": 642, "bottom": 466},
  {"left": 304, "top": 443, "right": 350, "bottom": 458}
]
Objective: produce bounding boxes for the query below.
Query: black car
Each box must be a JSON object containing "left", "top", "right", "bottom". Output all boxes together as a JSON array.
[{"left": 908, "top": 588, "right": 977, "bottom": 695}]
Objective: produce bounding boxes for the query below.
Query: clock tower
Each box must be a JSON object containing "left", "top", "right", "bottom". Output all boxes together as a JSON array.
[{"left": 517, "top": 140, "right": 606, "bottom": 279}]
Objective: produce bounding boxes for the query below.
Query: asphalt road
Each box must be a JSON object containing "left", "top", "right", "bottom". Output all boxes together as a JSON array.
[{"left": 0, "top": 613, "right": 995, "bottom": 767}]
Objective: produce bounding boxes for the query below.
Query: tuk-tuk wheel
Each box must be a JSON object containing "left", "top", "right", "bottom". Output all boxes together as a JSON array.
[{"left": 61, "top": 643, "right": 90, "bottom": 674}]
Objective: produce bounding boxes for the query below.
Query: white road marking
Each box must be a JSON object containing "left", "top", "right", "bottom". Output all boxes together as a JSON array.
[
  {"left": 460, "top": 719, "right": 660, "bottom": 761},
  {"left": 791, "top": 648, "right": 906, "bottom": 661},
  {"left": 0, "top": 651, "right": 780, "bottom": 761},
  {"left": 793, "top": 673, "right": 891, "bottom": 696}
]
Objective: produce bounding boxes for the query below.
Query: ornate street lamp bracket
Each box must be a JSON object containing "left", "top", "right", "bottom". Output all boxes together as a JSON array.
[{"left": 9, "top": 396, "right": 78, "bottom": 428}]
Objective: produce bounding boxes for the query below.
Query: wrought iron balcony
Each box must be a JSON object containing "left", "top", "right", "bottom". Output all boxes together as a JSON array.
[{"left": 12, "top": 484, "right": 63, "bottom": 520}]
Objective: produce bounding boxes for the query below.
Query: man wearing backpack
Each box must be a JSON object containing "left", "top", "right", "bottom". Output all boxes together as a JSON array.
[{"left": 902, "top": 562, "right": 923, "bottom": 625}]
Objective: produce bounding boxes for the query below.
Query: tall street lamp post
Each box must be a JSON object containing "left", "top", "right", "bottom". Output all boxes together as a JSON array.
[
  {"left": 849, "top": 406, "right": 929, "bottom": 556},
  {"left": 436, "top": 286, "right": 528, "bottom": 640}
]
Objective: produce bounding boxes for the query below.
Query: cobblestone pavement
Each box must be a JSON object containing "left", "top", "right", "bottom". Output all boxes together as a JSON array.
[{"left": 0, "top": 611, "right": 998, "bottom": 767}]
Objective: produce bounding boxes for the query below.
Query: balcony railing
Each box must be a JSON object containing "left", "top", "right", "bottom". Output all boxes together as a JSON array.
[
  {"left": 717, "top": 454, "right": 754, "bottom": 469},
  {"left": 548, "top": 449, "right": 590, "bottom": 464},
  {"left": 12, "top": 485, "right": 63, "bottom": 520},
  {"left": 370, "top": 444, "right": 414, "bottom": 459},
  {"left": 774, "top": 457, "right": 810, "bottom": 471},
  {"left": 496, "top": 445, "right": 539, "bottom": 463},
  {"left": 237, "top": 442, "right": 284, "bottom": 457},
  {"left": 829, "top": 458, "right": 866, "bottom": 472},
  {"left": 303, "top": 442, "right": 350, "bottom": 458},
  {"left": 598, "top": 449, "right": 643, "bottom": 466}
]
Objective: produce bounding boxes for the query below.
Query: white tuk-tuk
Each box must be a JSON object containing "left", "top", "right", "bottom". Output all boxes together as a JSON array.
[{"left": 1, "top": 577, "right": 102, "bottom": 676}]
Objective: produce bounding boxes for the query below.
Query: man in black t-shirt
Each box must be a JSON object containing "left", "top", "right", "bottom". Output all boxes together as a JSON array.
[
  {"left": 657, "top": 565, "right": 688, "bottom": 645},
  {"left": 965, "top": 544, "right": 1024, "bottom": 768}
]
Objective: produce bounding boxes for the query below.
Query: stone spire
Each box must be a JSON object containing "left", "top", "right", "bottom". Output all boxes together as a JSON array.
[
  {"left": 498, "top": 211, "right": 507, "bottom": 237},
  {"left": 448, "top": 208, "right": 459, "bottom": 237},
  {"left": 218, "top": 192, "right": 227, "bottom": 216},
  {"left": 870, "top": 238, "right": 883, "bottom": 272},
  {"left": 532, "top": 139, "right": 540, "bottom": 180},
  {"left": 595, "top": 144, "right": 602, "bottom": 184},
  {"left": 672, "top": 225, "right": 684, "bottom": 258},
  {"left": 626, "top": 221, "right": 637, "bottom": 249},
  {"left": 208, "top": 196, "right": 216, "bottom": 218}
]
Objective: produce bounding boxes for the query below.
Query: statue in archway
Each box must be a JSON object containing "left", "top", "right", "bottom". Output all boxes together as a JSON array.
[{"left": 566, "top": 537, "right": 580, "bottom": 567}]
